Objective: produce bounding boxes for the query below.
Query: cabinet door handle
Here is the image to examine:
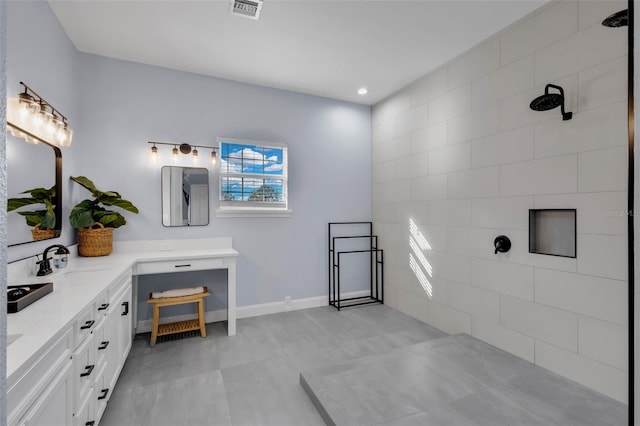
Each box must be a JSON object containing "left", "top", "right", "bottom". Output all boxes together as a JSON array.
[
  {"left": 97, "top": 303, "right": 110, "bottom": 311},
  {"left": 174, "top": 264, "right": 191, "bottom": 268},
  {"left": 98, "top": 388, "right": 109, "bottom": 400},
  {"left": 98, "top": 341, "right": 110, "bottom": 350},
  {"left": 80, "top": 364, "right": 95, "bottom": 377},
  {"left": 85, "top": 422, "right": 95, "bottom": 426},
  {"left": 121, "top": 301, "right": 129, "bottom": 316},
  {"left": 80, "top": 320, "right": 95, "bottom": 330}
]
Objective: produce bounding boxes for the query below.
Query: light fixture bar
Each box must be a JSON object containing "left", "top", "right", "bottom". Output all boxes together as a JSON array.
[
  {"left": 19, "top": 82, "right": 69, "bottom": 123},
  {"left": 147, "top": 141, "right": 219, "bottom": 166}
]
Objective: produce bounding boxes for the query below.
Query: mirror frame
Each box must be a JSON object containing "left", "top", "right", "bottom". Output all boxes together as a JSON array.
[{"left": 7, "top": 123, "right": 62, "bottom": 247}]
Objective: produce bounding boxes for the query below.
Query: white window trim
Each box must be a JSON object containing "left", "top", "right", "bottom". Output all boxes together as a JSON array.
[{"left": 216, "top": 137, "right": 291, "bottom": 218}]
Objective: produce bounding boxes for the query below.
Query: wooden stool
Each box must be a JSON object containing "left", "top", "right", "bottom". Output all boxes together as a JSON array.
[{"left": 146, "top": 287, "right": 210, "bottom": 347}]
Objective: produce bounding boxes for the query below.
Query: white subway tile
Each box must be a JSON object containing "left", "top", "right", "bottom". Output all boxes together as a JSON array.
[
  {"left": 577, "top": 234, "right": 627, "bottom": 280},
  {"left": 429, "top": 84, "right": 471, "bottom": 124},
  {"left": 448, "top": 282, "right": 500, "bottom": 323},
  {"left": 428, "top": 142, "right": 471, "bottom": 175},
  {"left": 449, "top": 167, "right": 500, "bottom": 199},
  {"left": 448, "top": 105, "right": 501, "bottom": 146},
  {"left": 448, "top": 38, "right": 500, "bottom": 90},
  {"left": 472, "top": 196, "right": 534, "bottom": 231},
  {"left": 535, "top": 340, "right": 627, "bottom": 403},
  {"left": 372, "top": 160, "right": 395, "bottom": 183},
  {"left": 535, "top": 22, "right": 627, "bottom": 85},
  {"left": 372, "top": 202, "right": 396, "bottom": 224},
  {"left": 396, "top": 201, "right": 428, "bottom": 228},
  {"left": 396, "top": 288, "right": 430, "bottom": 325},
  {"left": 429, "top": 275, "right": 448, "bottom": 305},
  {"left": 534, "top": 102, "right": 627, "bottom": 158},
  {"left": 500, "top": 295, "right": 578, "bottom": 351},
  {"left": 472, "top": 126, "right": 535, "bottom": 168},
  {"left": 535, "top": 268, "right": 627, "bottom": 325},
  {"left": 411, "top": 121, "right": 447, "bottom": 154},
  {"left": 411, "top": 174, "right": 447, "bottom": 201},
  {"left": 534, "top": 192, "right": 626, "bottom": 236},
  {"left": 430, "top": 251, "right": 471, "bottom": 284},
  {"left": 408, "top": 152, "right": 429, "bottom": 178},
  {"left": 421, "top": 225, "right": 448, "bottom": 253},
  {"left": 578, "top": 147, "right": 627, "bottom": 193},
  {"left": 381, "top": 179, "right": 411, "bottom": 203},
  {"left": 500, "top": 155, "right": 577, "bottom": 196},
  {"left": 472, "top": 56, "right": 535, "bottom": 109},
  {"left": 579, "top": 316, "right": 628, "bottom": 370},
  {"left": 427, "top": 199, "right": 471, "bottom": 227},
  {"left": 472, "top": 318, "right": 535, "bottom": 363},
  {"left": 448, "top": 227, "right": 498, "bottom": 260},
  {"left": 578, "top": 56, "right": 627, "bottom": 111},
  {"left": 410, "top": 67, "right": 448, "bottom": 107},
  {"left": 396, "top": 104, "right": 429, "bottom": 136},
  {"left": 372, "top": 118, "right": 396, "bottom": 145},
  {"left": 424, "top": 301, "right": 471, "bottom": 335},
  {"left": 501, "top": 1, "right": 578, "bottom": 66},
  {"left": 471, "top": 257, "right": 534, "bottom": 301}
]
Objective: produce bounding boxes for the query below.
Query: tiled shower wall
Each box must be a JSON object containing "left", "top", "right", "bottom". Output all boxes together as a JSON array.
[{"left": 372, "top": 0, "right": 628, "bottom": 402}]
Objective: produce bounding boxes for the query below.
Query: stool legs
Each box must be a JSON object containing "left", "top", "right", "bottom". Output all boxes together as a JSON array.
[
  {"left": 150, "top": 304, "right": 160, "bottom": 347},
  {"left": 198, "top": 299, "right": 207, "bottom": 338}
]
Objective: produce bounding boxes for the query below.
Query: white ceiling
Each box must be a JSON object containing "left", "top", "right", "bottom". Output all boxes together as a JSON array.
[{"left": 49, "top": 0, "right": 548, "bottom": 105}]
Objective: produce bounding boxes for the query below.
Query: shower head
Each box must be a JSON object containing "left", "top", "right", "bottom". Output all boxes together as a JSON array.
[
  {"left": 602, "top": 9, "right": 628, "bottom": 28},
  {"left": 529, "top": 84, "right": 572, "bottom": 121}
]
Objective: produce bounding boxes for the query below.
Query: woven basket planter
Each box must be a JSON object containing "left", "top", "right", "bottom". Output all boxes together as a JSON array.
[
  {"left": 78, "top": 222, "right": 113, "bottom": 257},
  {"left": 31, "top": 224, "right": 56, "bottom": 241}
]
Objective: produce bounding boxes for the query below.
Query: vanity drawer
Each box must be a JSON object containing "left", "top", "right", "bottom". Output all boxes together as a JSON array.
[
  {"left": 75, "top": 305, "right": 98, "bottom": 348},
  {"left": 72, "top": 335, "right": 96, "bottom": 409},
  {"left": 7, "top": 329, "right": 72, "bottom": 425},
  {"left": 135, "top": 258, "right": 224, "bottom": 275}
]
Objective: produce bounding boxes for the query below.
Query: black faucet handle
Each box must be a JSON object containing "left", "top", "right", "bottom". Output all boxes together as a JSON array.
[{"left": 494, "top": 235, "right": 511, "bottom": 255}]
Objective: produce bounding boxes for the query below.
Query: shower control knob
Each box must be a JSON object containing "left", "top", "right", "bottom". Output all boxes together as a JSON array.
[{"left": 494, "top": 235, "right": 511, "bottom": 254}]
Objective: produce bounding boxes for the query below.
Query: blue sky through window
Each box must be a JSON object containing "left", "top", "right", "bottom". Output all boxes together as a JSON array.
[{"left": 220, "top": 141, "right": 285, "bottom": 202}]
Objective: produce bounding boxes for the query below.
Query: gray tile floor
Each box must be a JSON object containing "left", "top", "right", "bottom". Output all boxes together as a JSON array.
[{"left": 100, "top": 305, "right": 627, "bottom": 426}]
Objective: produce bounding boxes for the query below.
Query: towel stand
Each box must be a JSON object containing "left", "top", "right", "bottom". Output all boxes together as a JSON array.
[{"left": 146, "top": 287, "right": 210, "bottom": 347}]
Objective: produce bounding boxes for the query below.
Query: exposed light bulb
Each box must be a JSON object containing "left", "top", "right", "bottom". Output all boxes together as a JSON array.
[
  {"left": 193, "top": 148, "right": 199, "bottom": 163},
  {"left": 151, "top": 145, "right": 158, "bottom": 163},
  {"left": 172, "top": 146, "right": 179, "bottom": 163},
  {"left": 211, "top": 150, "right": 218, "bottom": 166}
]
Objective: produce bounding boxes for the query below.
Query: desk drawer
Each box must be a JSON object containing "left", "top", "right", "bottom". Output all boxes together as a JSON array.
[{"left": 135, "top": 258, "right": 224, "bottom": 275}]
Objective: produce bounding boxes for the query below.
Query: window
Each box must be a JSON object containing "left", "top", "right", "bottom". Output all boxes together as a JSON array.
[{"left": 217, "top": 137, "right": 289, "bottom": 216}]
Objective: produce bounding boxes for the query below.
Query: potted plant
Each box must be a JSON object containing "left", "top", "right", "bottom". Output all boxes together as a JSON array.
[
  {"left": 7, "top": 185, "right": 57, "bottom": 241},
  {"left": 69, "top": 176, "right": 139, "bottom": 256}
]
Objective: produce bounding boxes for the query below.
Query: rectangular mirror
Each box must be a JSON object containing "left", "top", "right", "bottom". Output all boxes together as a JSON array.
[
  {"left": 161, "top": 166, "right": 209, "bottom": 226},
  {"left": 7, "top": 133, "right": 62, "bottom": 246}
]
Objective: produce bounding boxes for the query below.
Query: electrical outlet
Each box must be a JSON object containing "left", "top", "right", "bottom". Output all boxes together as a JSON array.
[{"left": 160, "top": 242, "right": 172, "bottom": 251}]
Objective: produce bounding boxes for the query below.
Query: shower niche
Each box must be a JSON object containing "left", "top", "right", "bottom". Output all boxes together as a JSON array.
[{"left": 529, "top": 209, "right": 576, "bottom": 258}]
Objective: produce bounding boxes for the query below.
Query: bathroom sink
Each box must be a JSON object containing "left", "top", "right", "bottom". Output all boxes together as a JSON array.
[{"left": 8, "top": 334, "right": 22, "bottom": 346}]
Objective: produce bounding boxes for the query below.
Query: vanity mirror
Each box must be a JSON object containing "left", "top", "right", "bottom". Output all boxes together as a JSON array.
[
  {"left": 7, "top": 134, "right": 62, "bottom": 246},
  {"left": 161, "top": 166, "right": 209, "bottom": 226}
]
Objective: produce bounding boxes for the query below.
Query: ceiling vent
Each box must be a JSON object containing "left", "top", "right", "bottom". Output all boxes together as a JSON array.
[{"left": 230, "top": 0, "right": 263, "bottom": 20}]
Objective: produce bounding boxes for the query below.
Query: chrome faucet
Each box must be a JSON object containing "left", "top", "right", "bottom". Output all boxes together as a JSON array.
[{"left": 37, "top": 244, "right": 70, "bottom": 276}]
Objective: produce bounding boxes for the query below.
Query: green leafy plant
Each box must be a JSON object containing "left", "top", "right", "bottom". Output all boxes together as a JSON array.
[
  {"left": 69, "top": 176, "right": 139, "bottom": 229},
  {"left": 7, "top": 186, "right": 56, "bottom": 229}
]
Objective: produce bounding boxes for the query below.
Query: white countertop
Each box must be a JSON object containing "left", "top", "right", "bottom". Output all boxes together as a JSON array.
[{"left": 7, "top": 239, "right": 238, "bottom": 387}]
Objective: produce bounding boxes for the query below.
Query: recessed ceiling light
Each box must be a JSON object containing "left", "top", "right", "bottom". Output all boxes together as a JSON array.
[{"left": 357, "top": 88, "right": 368, "bottom": 95}]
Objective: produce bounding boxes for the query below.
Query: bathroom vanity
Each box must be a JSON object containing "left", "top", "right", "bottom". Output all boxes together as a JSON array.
[{"left": 6, "top": 238, "right": 238, "bottom": 426}]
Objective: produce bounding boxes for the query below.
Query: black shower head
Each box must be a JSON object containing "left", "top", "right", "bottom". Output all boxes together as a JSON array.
[
  {"left": 529, "top": 84, "right": 572, "bottom": 121},
  {"left": 602, "top": 9, "right": 628, "bottom": 28}
]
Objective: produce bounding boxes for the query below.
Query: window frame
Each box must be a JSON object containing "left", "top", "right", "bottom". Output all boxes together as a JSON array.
[{"left": 216, "top": 137, "right": 291, "bottom": 217}]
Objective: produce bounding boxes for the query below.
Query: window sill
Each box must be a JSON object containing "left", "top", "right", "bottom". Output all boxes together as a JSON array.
[{"left": 215, "top": 207, "right": 292, "bottom": 218}]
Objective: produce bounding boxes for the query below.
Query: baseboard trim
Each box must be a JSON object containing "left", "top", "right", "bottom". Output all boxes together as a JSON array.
[{"left": 136, "top": 290, "right": 371, "bottom": 334}]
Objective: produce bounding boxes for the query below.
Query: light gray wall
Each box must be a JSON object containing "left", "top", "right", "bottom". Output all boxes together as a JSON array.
[
  {"left": 1, "top": 0, "right": 8, "bottom": 423},
  {"left": 373, "top": 0, "right": 629, "bottom": 403},
  {"left": 75, "top": 54, "right": 372, "bottom": 306},
  {"left": 6, "top": 1, "right": 80, "bottom": 262}
]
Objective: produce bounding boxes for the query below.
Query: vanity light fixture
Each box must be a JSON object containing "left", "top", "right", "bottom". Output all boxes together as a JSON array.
[
  {"left": 148, "top": 141, "right": 219, "bottom": 166},
  {"left": 150, "top": 144, "right": 159, "bottom": 163},
  {"left": 6, "top": 82, "right": 74, "bottom": 147}
]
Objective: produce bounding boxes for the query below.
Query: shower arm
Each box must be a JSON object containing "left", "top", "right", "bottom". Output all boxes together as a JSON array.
[{"left": 545, "top": 84, "right": 571, "bottom": 119}]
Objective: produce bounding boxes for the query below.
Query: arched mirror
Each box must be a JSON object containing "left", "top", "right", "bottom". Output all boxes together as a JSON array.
[
  {"left": 161, "top": 166, "right": 209, "bottom": 226},
  {"left": 7, "top": 134, "right": 62, "bottom": 246}
]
